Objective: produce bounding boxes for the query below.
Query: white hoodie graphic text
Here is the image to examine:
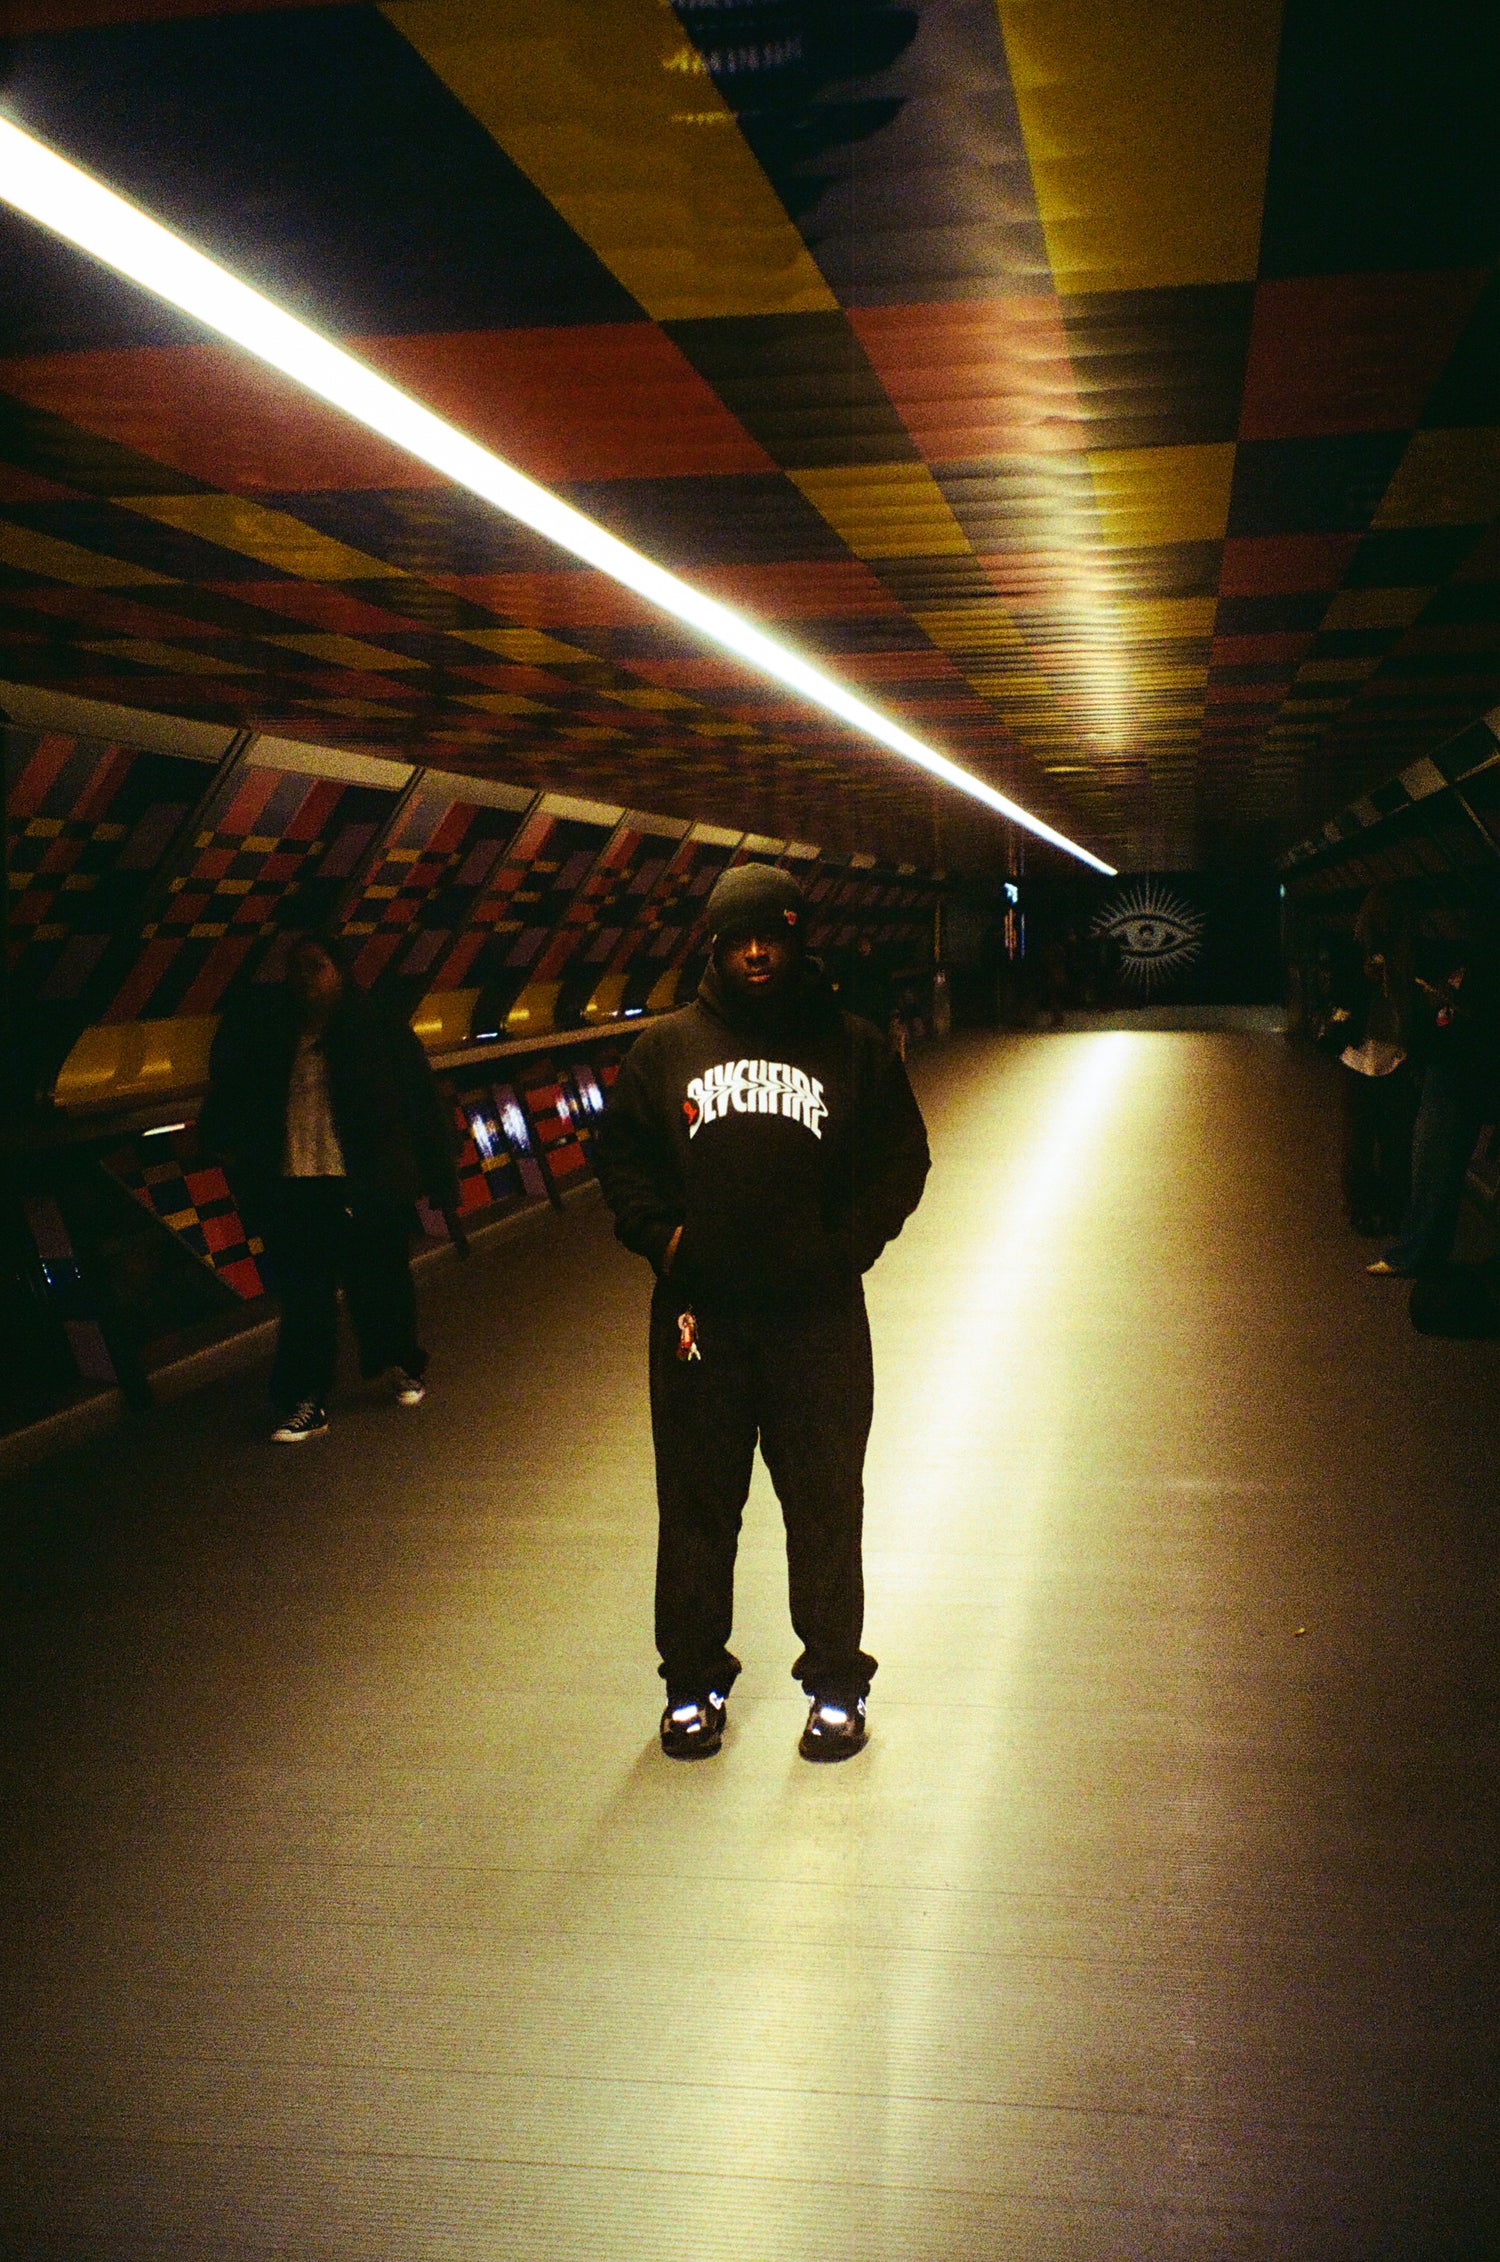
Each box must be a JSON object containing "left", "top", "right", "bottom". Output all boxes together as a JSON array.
[{"left": 683, "top": 1059, "right": 828, "bottom": 1140}]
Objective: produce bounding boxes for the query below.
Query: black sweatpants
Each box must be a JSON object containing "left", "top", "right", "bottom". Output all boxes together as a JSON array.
[
  {"left": 648, "top": 1285, "right": 877, "bottom": 1706},
  {"left": 264, "top": 1178, "right": 426, "bottom": 1411},
  {"left": 1340, "top": 1061, "right": 1418, "bottom": 1231}
]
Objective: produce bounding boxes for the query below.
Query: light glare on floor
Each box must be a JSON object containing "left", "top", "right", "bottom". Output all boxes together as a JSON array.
[{"left": 0, "top": 116, "right": 1117, "bottom": 874}]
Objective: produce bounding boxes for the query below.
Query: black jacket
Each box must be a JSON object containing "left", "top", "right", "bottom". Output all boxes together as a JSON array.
[
  {"left": 1320, "top": 934, "right": 1417, "bottom": 1061},
  {"left": 595, "top": 959, "right": 930, "bottom": 1307},
  {"left": 200, "top": 983, "right": 460, "bottom": 1230}
]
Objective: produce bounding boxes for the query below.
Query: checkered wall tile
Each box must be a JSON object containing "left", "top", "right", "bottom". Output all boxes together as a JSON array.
[
  {"left": 103, "top": 1130, "right": 266, "bottom": 1300},
  {"left": 4, "top": 728, "right": 209, "bottom": 1051}
]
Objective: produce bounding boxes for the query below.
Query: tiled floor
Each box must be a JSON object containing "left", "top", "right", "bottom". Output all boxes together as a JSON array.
[{"left": 3, "top": 1032, "right": 1497, "bottom": 2259}]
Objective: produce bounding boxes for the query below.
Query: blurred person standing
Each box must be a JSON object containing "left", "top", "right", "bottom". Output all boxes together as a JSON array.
[
  {"left": 1370, "top": 894, "right": 1500, "bottom": 1278},
  {"left": 836, "top": 934, "right": 896, "bottom": 1041},
  {"left": 1324, "top": 887, "right": 1419, "bottom": 1236},
  {"left": 201, "top": 932, "right": 459, "bottom": 1441}
]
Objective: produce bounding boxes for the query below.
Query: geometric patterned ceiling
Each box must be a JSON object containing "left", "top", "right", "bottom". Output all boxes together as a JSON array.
[{"left": 1, "top": 0, "right": 1496, "bottom": 873}]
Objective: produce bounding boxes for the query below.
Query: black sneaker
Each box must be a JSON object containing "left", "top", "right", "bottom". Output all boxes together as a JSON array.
[
  {"left": 271, "top": 1400, "right": 328, "bottom": 1444},
  {"left": 393, "top": 1368, "right": 427, "bottom": 1406},
  {"left": 799, "top": 1695, "right": 867, "bottom": 1762},
  {"left": 659, "top": 1691, "right": 726, "bottom": 1760}
]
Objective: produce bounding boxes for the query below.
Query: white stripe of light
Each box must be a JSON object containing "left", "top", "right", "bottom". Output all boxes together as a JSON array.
[{"left": 0, "top": 118, "right": 1116, "bottom": 875}]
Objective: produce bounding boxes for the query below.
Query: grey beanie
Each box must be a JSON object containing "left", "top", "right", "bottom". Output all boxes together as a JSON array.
[{"left": 704, "top": 861, "right": 807, "bottom": 945}]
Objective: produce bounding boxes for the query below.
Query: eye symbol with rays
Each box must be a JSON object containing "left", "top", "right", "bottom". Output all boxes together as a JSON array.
[{"left": 1092, "top": 881, "right": 1204, "bottom": 992}]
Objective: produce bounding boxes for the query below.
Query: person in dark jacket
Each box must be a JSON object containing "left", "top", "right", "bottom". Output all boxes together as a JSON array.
[
  {"left": 595, "top": 863, "right": 930, "bottom": 1764},
  {"left": 835, "top": 935, "right": 895, "bottom": 1039},
  {"left": 1370, "top": 894, "right": 1500, "bottom": 1278},
  {"left": 200, "top": 931, "right": 460, "bottom": 1441},
  {"left": 1322, "top": 887, "right": 1419, "bottom": 1235}
]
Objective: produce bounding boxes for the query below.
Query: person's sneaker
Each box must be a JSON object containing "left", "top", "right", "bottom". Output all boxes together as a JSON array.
[
  {"left": 659, "top": 1691, "right": 726, "bottom": 1760},
  {"left": 394, "top": 1368, "right": 427, "bottom": 1406},
  {"left": 799, "top": 1695, "right": 868, "bottom": 1762},
  {"left": 271, "top": 1400, "right": 328, "bottom": 1444}
]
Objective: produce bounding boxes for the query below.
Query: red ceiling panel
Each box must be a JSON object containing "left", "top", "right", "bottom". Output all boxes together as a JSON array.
[
  {"left": 360, "top": 326, "right": 775, "bottom": 484},
  {"left": 426, "top": 572, "right": 665, "bottom": 630},
  {"left": 218, "top": 580, "right": 442, "bottom": 636},
  {"left": 849, "top": 299, "right": 1086, "bottom": 460},
  {"left": 0, "top": 344, "right": 434, "bottom": 491},
  {"left": 1218, "top": 533, "right": 1361, "bottom": 595},
  {"left": 0, "top": 462, "right": 79, "bottom": 504},
  {"left": 692, "top": 560, "right": 906, "bottom": 620},
  {"left": 1239, "top": 272, "right": 1486, "bottom": 440}
]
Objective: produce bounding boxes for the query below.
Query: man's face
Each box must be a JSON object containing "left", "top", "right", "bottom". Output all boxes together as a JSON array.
[
  {"left": 287, "top": 941, "right": 344, "bottom": 1020},
  {"left": 719, "top": 927, "right": 795, "bottom": 1002}
]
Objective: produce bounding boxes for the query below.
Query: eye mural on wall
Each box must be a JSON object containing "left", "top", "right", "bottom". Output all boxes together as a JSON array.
[{"left": 1092, "top": 880, "right": 1205, "bottom": 994}]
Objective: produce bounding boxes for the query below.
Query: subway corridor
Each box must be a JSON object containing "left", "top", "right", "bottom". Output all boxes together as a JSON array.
[{"left": 3, "top": 1030, "right": 1498, "bottom": 2260}]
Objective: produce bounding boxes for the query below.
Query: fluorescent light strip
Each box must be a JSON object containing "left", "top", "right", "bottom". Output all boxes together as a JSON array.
[{"left": 0, "top": 117, "right": 1116, "bottom": 876}]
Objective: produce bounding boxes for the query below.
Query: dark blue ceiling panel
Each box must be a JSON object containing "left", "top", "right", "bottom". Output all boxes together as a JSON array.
[
  {"left": 0, "top": 3, "right": 646, "bottom": 340},
  {"left": 1227, "top": 434, "right": 1410, "bottom": 538},
  {"left": 1260, "top": 0, "right": 1500, "bottom": 276},
  {"left": 562, "top": 472, "right": 857, "bottom": 566},
  {"left": 673, "top": 0, "right": 1048, "bottom": 304},
  {"left": 269, "top": 488, "right": 566, "bottom": 579},
  {"left": 0, "top": 208, "right": 214, "bottom": 357}
]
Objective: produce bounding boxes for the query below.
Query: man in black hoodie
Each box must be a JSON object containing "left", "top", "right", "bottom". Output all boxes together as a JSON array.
[{"left": 596, "top": 863, "right": 930, "bottom": 1763}]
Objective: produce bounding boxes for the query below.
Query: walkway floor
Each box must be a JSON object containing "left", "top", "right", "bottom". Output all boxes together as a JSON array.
[{"left": 3, "top": 1031, "right": 1497, "bottom": 2260}]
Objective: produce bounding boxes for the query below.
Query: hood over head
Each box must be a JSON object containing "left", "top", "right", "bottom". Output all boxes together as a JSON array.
[{"left": 703, "top": 862, "right": 807, "bottom": 949}]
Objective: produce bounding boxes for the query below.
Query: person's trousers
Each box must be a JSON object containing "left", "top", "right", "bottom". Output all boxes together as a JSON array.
[
  {"left": 648, "top": 1285, "right": 877, "bottom": 1706},
  {"left": 263, "top": 1178, "right": 425, "bottom": 1411},
  {"left": 1340, "top": 1061, "right": 1417, "bottom": 1229},
  {"left": 1384, "top": 1059, "right": 1488, "bottom": 1274}
]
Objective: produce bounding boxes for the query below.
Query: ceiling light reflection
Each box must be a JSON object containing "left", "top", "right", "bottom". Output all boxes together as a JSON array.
[{"left": 0, "top": 119, "right": 1118, "bottom": 872}]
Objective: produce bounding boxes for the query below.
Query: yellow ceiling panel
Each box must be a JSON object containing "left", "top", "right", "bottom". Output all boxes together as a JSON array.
[
  {"left": 454, "top": 627, "right": 597, "bottom": 665},
  {"left": 1117, "top": 665, "right": 1212, "bottom": 691},
  {"left": 600, "top": 685, "right": 698, "bottom": 709},
  {"left": 382, "top": 0, "right": 836, "bottom": 321},
  {"left": 123, "top": 495, "right": 407, "bottom": 581},
  {"left": 1320, "top": 586, "right": 1431, "bottom": 630},
  {"left": 791, "top": 464, "right": 973, "bottom": 559},
  {"left": 81, "top": 638, "right": 249, "bottom": 675},
  {"left": 997, "top": 0, "right": 1283, "bottom": 290},
  {"left": 319, "top": 697, "right": 413, "bottom": 719},
  {"left": 1373, "top": 429, "right": 1500, "bottom": 528},
  {"left": 911, "top": 603, "right": 1031, "bottom": 651},
  {"left": 268, "top": 633, "right": 426, "bottom": 672},
  {"left": 1109, "top": 595, "right": 1218, "bottom": 639},
  {"left": 0, "top": 519, "right": 173, "bottom": 588},
  {"left": 457, "top": 692, "right": 550, "bottom": 716},
  {"left": 1087, "top": 443, "right": 1237, "bottom": 546}
]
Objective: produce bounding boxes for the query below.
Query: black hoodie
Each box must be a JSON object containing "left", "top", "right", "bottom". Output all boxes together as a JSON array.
[{"left": 595, "top": 958, "right": 930, "bottom": 1307}]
